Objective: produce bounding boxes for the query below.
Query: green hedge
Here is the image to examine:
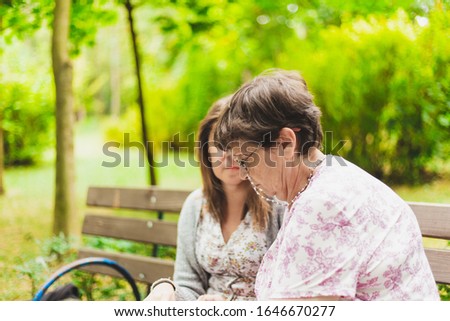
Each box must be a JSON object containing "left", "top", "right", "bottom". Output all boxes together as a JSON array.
[
  {"left": 1, "top": 81, "right": 54, "bottom": 166},
  {"left": 290, "top": 10, "right": 450, "bottom": 184},
  {"left": 109, "top": 9, "right": 449, "bottom": 184}
]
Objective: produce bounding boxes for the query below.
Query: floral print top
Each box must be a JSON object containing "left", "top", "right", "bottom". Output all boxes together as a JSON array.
[
  {"left": 196, "top": 205, "right": 270, "bottom": 300},
  {"left": 255, "top": 156, "right": 440, "bottom": 301}
]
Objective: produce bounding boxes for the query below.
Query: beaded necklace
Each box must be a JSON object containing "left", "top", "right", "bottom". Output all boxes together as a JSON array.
[
  {"left": 247, "top": 157, "right": 325, "bottom": 206},
  {"left": 288, "top": 169, "right": 314, "bottom": 206}
]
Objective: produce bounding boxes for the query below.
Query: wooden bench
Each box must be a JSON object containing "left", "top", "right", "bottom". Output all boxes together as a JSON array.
[
  {"left": 77, "top": 186, "right": 191, "bottom": 286},
  {"left": 408, "top": 202, "right": 450, "bottom": 286},
  {"left": 77, "top": 187, "right": 450, "bottom": 292}
]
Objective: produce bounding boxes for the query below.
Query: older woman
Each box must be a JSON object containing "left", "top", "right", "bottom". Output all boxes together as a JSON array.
[{"left": 214, "top": 69, "right": 439, "bottom": 301}]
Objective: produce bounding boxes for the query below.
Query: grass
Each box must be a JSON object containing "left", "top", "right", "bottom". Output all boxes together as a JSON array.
[
  {"left": 0, "top": 117, "right": 449, "bottom": 300},
  {"left": 393, "top": 178, "right": 450, "bottom": 204}
]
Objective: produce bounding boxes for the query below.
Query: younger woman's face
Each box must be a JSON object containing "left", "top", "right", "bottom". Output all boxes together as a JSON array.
[{"left": 208, "top": 132, "right": 246, "bottom": 187}]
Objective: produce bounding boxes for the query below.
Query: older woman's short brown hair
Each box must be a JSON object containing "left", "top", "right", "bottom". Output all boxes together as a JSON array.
[{"left": 215, "top": 69, "right": 323, "bottom": 155}]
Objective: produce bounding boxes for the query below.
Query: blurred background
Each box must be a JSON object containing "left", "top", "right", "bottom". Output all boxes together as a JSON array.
[{"left": 0, "top": 0, "right": 449, "bottom": 300}]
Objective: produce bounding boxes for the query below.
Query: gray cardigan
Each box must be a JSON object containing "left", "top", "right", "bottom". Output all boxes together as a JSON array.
[{"left": 173, "top": 188, "right": 285, "bottom": 300}]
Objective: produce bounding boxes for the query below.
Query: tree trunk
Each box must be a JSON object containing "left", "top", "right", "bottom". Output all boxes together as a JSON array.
[
  {"left": 0, "top": 116, "right": 4, "bottom": 195},
  {"left": 52, "top": 0, "right": 77, "bottom": 236},
  {"left": 124, "top": 0, "right": 157, "bottom": 186},
  {"left": 110, "top": 26, "right": 121, "bottom": 119}
]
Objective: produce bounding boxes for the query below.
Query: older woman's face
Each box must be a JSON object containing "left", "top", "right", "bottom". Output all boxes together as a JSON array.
[{"left": 233, "top": 141, "right": 284, "bottom": 199}]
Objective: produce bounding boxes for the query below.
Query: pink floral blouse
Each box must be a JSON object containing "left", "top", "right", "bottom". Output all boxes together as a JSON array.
[
  {"left": 255, "top": 156, "right": 440, "bottom": 301},
  {"left": 196, "top": 205, "right": 269, "bottom": 300}
]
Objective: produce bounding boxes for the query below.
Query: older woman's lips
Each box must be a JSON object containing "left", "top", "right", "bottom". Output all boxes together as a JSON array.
[{"left": 226, "top": 166, "right": 240, "bottom": 170}]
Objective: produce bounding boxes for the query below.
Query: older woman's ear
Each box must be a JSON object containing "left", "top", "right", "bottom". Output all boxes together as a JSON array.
[{"left": 277, "top": 127, "right": 298, "bottom": 160}]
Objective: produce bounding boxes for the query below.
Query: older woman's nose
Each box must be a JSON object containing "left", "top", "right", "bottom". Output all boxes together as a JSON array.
[{"left": 234, "top": 160, "right": 248, "bottom": 179}]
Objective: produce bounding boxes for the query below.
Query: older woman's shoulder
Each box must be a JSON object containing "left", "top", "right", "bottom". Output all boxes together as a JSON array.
[{"left": 317, "top": 156, "right": 384, "bottom": 190}]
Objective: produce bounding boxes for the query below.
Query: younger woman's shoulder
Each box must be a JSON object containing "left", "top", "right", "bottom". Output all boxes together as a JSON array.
[
  {"left": 182, "top": 188, "right": 205, "bottom": 209},
  {"left": 187, "top": 188, "right": 204, "bottom": 200},
  {"left": 178, "top": 188, "right": 205, "bottom": 226}
]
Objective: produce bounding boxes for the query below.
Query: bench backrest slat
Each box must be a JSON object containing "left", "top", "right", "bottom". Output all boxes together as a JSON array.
[
  {"left": 408, "top": 202, "right": 450, "bottom": 285},
  {"left": 82, "top": 214, "right": 177, "bottom": 247},
  {"left": 87, "top": 186, "right": 191, "bottom": 212},
  {"left": 408, "top": 202, "right": 450, "bottom": 240},
  {"left": 425, "top": 248, "right": 450, "bottom": 285},
  {"left": 78, "top": 248, "right": 174, "bottom": 284},
  {"left": 79, "top": 186, "right": 186, "bottom": 284}
]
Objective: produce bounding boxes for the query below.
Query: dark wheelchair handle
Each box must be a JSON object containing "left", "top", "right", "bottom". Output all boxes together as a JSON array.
[{"left": 32, "top": 257, "right": 141, "bottom": 301}]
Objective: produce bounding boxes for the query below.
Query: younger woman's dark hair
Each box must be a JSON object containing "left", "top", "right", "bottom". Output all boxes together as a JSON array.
[{"left": 198, "top": 96, "right": 271, "bottom": 230}]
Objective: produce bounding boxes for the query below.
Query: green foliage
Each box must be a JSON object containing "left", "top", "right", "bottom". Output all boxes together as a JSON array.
[
  {"left": 14, "top": 233, "right": 147, "bottom": 300},
  {"left": 78, "top": 235, "right": 175, "bottom": 299},
  {"left": 1, "top": 0, "right": 449, "bottom": 186},
  {"left": 439, "top": 283, "right": 450, "bottom": 301},
  {"left": 71, "top": 270, "right": 147, "bottom": 301},
  {"left": 83, "top": 235, "right": 175, "bottom": 259},
  {"left": 71, "top": 269, "right": 97, "bottom": 301},
  {"left": 14, "top": 233, "right": 77, "bottom": 298},
  {"left": 130, "top": 1, "right": 449, "bottom": 183},
  {"left": 287, "top": 9, "right": 450, "bottom": 183},
  {"left": 102, "top": 107, "right": 142, "bottom": 147},
  {"left": 69, "top": 0, "right": 118, "bottom": 55},
  {"left": 143, "top": 47, "right": 243, "bottom": 147},
  {"left": 14, "top": 256, "right": 49, "bottom": 297},
  {"left": 38, "top": 232, "right": 77, "bottom": 263},
  {"left": 83, "top": 235, "right": 152, "bottom": 255},
  {"left": 0, "top": 0, "right": 118, "bottom": 55},
  {"left": 0, "top": 81, "right": 54, "bottom": 166},
  {"left": 0, "top": 0, "right": 54, "bottom": 44}
]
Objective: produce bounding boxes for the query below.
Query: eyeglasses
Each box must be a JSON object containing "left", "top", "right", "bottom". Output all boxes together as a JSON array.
[
  {"left": 234, "top": 145, "right": 261, "bottom": 170},
  {"left": 235, "top": 144, "right": 288, "bottom": 206}
]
